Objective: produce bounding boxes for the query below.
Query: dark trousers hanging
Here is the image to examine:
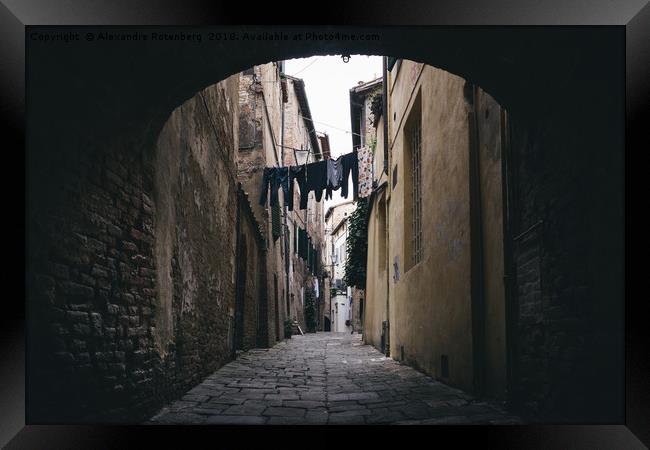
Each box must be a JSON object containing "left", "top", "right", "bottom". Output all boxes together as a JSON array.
[
  {"left": 259, "top": 167, "right": 289, "bottom": 208},
  {"left": 301, "top": 160, "right": 328, "bottom": 209},
  {"left": 340, "top": 151, "right": 359, "bottom": 200},
  {"left": 289, "top": 166, "right": 306, "bottom": 212}
]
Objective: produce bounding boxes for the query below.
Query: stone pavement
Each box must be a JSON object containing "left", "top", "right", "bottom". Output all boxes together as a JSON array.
[{"left": 147, "top": 332, "right": 523, "bottom": 425}]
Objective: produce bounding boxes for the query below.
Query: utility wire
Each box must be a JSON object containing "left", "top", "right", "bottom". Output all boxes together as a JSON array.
[
  {"left": 289, "top": 57, "right": 320, "bottom": 77},
  {"left": 253, "top": 100, "right": 364, "bottom": 140}
]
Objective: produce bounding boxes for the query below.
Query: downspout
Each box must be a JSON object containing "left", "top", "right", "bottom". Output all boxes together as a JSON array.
[
  {"left": 280, "top": 70, "right": 291, "bottom": 327},
  {"left": 382, "top": 56, "right": 391, "bottom": 357},
  {"left": 382, "top": 57, "right": 389, "bottom": 175}
]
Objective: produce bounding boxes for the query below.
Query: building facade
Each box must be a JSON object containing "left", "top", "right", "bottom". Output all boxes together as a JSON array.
[
  {"left": 237, "top": 66, "right": 326, "bottom": 338},
  {"left": 324, "top": 201, "right": 357, "bottom": 333},
  {"left": 363, "top": 60, "right": 508, "bottom": 399}
]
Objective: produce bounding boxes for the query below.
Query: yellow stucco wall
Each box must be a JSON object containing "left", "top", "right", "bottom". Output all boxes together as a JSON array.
[
  {"left": 364, "top": 189, "right": 388, "bottom": 350},
  {"left": 476, "top": 88, "right": 507, "bottom": 399},
  {"left": 388, "top": 61, "right": 474, "bottom": 392},
  {"left": 365, "top": 60, "right": 507, "bottom": 398}
]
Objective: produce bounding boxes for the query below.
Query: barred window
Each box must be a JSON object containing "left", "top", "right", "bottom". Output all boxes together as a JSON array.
[
  {"left": 271, "top": 203, "right": 281, "bottom": 242},
  {"left": 404, "top": 91, "right": 423, "bottom": 270},
  {"left": 411, "top": 116, "right": 423, "bottom": 265}
]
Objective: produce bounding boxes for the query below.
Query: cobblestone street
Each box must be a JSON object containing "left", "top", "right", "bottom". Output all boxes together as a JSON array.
[{"left": 148, "top": 333, "right": 523, "bottom": 425}]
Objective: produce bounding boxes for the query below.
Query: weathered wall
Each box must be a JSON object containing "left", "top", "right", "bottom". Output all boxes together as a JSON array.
[
  {"left": 28, "top": 120, "right": 162, "bottom": 422},
  {"left": 284, "top": 77, "right": 308, "bottom": 328},
  {"left": 27, "top": 74, "right": 241, "bottom": 422},
  {"left": 153, "top": 77, "right": 239, "bottom": 390},
  {"left": 351, "top": 287, "right": 364, "bottom": 332},
  {"left": 150, "top": 75, "right": 242, "bottom": 415},
  {"left": 506, "top": 58, "right": 624, "bottom": 421},
  {"left": 236, "top": 190, "right": 267, "bottom": 351},
  {"left": 364, "top": 190, "right": 388, "bottom": 350},
  {"left": 285, "top": 77, "right": 326, "bottom": 331},
  {"left": 387, "top": 62, "right": 475, "bottom": 392},
  {"left": 475, "top": 88, "right": 507, "bottom": 400},
  {"left": 237, "top": 65, "right": 285, "bottom": 345}
]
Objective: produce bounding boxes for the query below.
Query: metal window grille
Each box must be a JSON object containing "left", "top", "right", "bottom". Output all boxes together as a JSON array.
[
  {"left": 411, "top": 117, "right": 423, "bottom": 265},
  {"left": 271, "top": 203, "right": 281, "bottom": 242}
]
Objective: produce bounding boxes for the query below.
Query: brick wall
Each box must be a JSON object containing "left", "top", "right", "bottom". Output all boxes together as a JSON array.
[
  {"left": 508, "top": 55, "right": 624, "bottom": 421},
  {"left": 27, "top": 76, "right": 242, "bottom": 423}
]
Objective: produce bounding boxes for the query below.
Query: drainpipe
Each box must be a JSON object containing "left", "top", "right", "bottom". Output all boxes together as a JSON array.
[
  {"left": 280, "top": 69, "right": 291, "bottom": 327},
  {"left": 382, "top": 57, "right": 389, "bottom": 175},
  {"left": 383, "top": 56, "right": 391, "bottom": 357}
]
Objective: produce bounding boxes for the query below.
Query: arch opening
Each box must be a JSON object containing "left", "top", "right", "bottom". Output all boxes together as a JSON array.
[{"left": 26, "top": 28, "right": 624, "bottom": 425}]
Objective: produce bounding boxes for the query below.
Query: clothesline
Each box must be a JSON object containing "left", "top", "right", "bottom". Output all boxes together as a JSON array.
[
  {"left": 244, "top": 94, "right": 365, "bottom": 140},
  {"left": 259, "top": 148, "right": 373, "bottom": 212}
]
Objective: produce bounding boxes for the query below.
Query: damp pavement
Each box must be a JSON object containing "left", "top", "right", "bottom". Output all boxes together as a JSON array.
[{"left": 147, "top": 332, "right": 523, "bottom": 425}]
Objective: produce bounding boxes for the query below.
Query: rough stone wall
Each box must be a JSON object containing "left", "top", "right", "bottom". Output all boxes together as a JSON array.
[
  {"left": 27, "top": 75, "right": 241, "bottom": 423},
  {"left": 507, "top": 58, "right": 624, "bottom": 421},
  {"left": 152, "top": 77, "right": 240, "bottom": 410},
  {"left": 28, "top": 125, "right": 161, "bottom": 422},
  {"left": 237, "top": 190, "right": 266, "bottom": 351},
  {"left": 237, "top": 66, "right": 285, "bottom": 345},
  {"left": 351, "top": 287, "right": 364, "bottom": 332},
  {"left": 282, "top": 76, "right": 325, "bottom": 331}
]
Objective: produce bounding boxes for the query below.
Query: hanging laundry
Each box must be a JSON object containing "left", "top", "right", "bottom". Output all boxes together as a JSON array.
[
  {"left": 259, "top": 166, "right": 289, "bottom": 207},
  {"left": 325, "top": 156, "right": 343, "bottom": 200},
  {"left": 288, "top": 165, "right": 306, "bottom": 212},
  {"left": 259, "top": 151, "right": 359, "bottom": 209},
  {"left": 301, "top": 160, "right": 328, "bottom": 209},
  {"left": 357, "top": 146, "right": 373, "bottom": 198},
  {"left": 340, "top": 151, "right": 359, "bottom": 200},
  {"left": 259, "top": 167, "right": 276, "bottom": 206}
]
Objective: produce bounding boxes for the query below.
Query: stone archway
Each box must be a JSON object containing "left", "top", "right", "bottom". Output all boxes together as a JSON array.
[{"left": 27, "top": 26, "right": 624, "bottom": 423}]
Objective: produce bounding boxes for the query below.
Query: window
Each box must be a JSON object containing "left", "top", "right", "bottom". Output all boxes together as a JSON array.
[{"left": 404, "top": 90, "right": 423, "bottom": 270}]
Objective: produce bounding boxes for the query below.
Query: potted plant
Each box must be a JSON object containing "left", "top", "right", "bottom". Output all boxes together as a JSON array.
[{"left": 284, "top": 318, "right": 293, "bottom": 339}]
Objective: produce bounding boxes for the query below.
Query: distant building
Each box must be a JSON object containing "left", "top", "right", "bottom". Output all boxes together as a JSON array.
[
  {"left": 324, "top": 201, "right": 356, "bottom": 332},
  {"left": 237, "top": 64, "right": 326, "bottom": 340}
]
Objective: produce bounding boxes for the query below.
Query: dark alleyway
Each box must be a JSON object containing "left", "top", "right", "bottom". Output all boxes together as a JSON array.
[
  {"left": 26, "top": 27, "right": 624, "bottom": 427},
  {"left": 147, "top": 333, "right": 522, "bottom": 425}
]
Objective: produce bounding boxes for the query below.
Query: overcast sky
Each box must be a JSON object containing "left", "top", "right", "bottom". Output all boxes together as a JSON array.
[{"left": 284, "top": 55, "right": 382, "bottom": 210}]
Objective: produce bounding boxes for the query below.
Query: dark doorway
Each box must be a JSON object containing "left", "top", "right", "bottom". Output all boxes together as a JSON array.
[
  {"left": 274, "top": 275, "right": 280, "bottom": 341},
  {"left": 324, "top": 317, "right": 331, "bottom": 332},
  {"left": 234, "top": 235, "right": 248, "bottom": 351}
]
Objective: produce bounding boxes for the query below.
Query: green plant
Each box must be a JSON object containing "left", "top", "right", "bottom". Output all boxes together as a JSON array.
[
  {"left": 369, "top": 135, "right": 377, "bottom": 154},
  {"left": 343, "top": 197, "right": 370, "bottom": 289},
  {"left": 284, "top": 318, "right": 293, "bottom": 339}
]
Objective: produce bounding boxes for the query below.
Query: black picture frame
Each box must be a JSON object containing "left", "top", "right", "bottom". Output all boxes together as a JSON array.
[{"left": 3, "top": 1, "right": 647, "bottom": 447}]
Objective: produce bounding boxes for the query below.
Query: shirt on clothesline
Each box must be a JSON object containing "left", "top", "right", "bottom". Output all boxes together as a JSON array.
[
  {"left": 357, "top": 146, "right": 373, "bottom": 198},
  {"left": 259, "top": 151, "right": 360, "bottom": 209}
]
